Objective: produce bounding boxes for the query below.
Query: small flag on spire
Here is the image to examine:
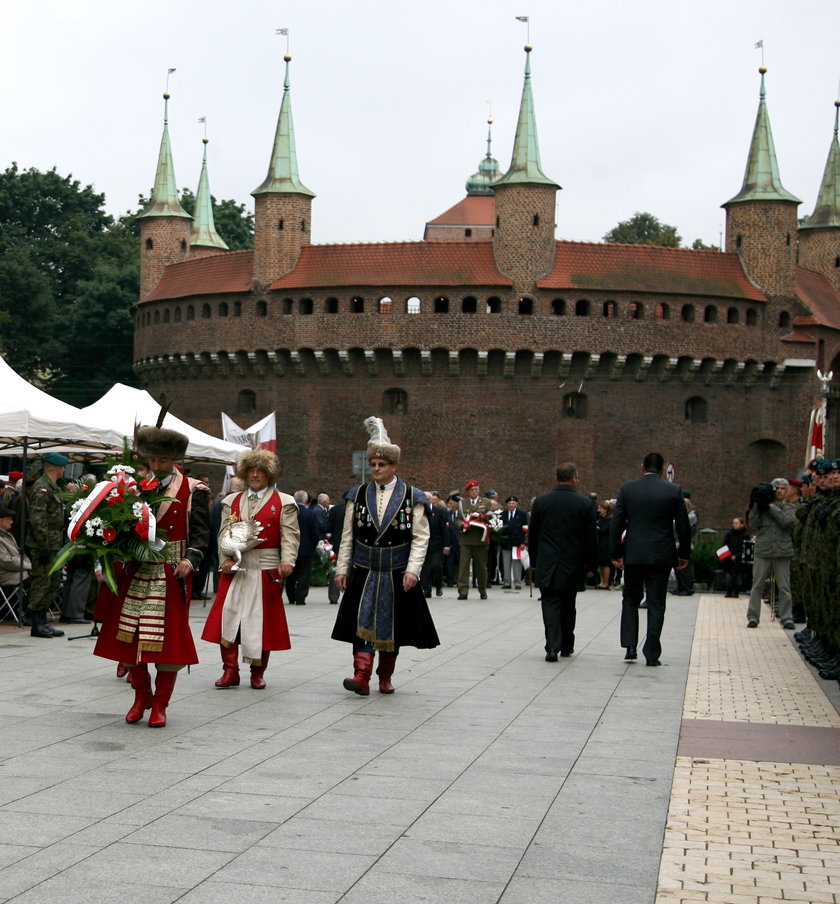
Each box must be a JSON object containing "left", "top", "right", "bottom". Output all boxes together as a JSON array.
[
  {"left": 167, "top": 67, "right": 176, "bottom": 74},
  {"left": 197, "top": 117, "right": 206, "bottom": 123},
  {"left": 515, "top": 16, "right": 529, "bottom": 22},
  {"left": 754, "top": 40, "right": 763, "bottom": 48},
  {"left": 276, "top": 27, "right": 288, "bottom": 35}
]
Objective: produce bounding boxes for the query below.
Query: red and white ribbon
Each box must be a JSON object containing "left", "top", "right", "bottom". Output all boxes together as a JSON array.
[
  {"left": 68, "top": 481, "right": 117, "bottom": 541},
  {"left": 464, "top": 516, "right": 490, "bottom": 543}
]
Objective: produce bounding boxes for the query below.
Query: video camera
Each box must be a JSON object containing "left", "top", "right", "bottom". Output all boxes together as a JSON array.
[{"left": 749, "top": 482, "right": 775, "bottom": 512}]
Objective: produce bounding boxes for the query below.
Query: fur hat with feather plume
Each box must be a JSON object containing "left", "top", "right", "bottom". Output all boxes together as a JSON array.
[
  {"left": 364, "top": 416, "right": 400, "bottom": 464},
  {"left": 134, "top": 395, "right": 189, "bottom": 461}
]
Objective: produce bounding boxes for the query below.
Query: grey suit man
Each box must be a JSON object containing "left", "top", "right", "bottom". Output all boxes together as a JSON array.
[
  {"left": 610, "top": 452, "right": 691, "bottom": 666},
  {"left": 529, "top": 463, "right": 598, "bottom": 660}
]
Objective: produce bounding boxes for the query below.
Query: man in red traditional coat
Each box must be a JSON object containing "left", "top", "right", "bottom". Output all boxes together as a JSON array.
[
  {"left": 202, "top": 449, "right": 299, "bottom": 689},
  {"left": 94, "top": 425, "right": 210, "bottom": 727}
]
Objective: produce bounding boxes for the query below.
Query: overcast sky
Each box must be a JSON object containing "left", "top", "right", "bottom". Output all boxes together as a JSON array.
[{"left": 2, "top": 0, "right": 838, "bottom": 248}]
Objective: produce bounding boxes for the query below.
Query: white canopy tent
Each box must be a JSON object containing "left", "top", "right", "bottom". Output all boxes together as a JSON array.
[
  {"left": 0, "top": 356, "right": 126, "bottom": 453},
  {"left": 81, "top": 384, "right": 249, "bottom": 465}
]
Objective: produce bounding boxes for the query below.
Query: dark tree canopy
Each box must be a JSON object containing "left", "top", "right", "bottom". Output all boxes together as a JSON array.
[
  {"left": 0, "top": 164, "right": 255, "bottom": 406},
  {"left": 603, "top": 211, "right": 682, "bottom": 248},
  {"left": 0, "top": 164, "right": 137, "bottom": 402}
]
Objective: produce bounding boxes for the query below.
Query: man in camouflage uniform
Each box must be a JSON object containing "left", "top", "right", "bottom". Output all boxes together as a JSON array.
[{"left": 26, "top": 453, "right": 68, "bottom": 638}]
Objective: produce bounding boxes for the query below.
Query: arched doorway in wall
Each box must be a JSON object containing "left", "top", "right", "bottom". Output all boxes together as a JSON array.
[{"left": 744, "top": 439, "right": 787, "bottom": 488}]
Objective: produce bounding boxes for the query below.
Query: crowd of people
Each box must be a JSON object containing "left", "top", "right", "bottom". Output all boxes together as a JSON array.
[{"left": 2, "top": 428, "right": 839, "bottom": 725}]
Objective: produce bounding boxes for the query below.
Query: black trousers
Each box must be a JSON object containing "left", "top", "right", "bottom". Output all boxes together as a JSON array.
[
  {"left": 420, "top": 548, "right": 443, "bottom": 595},
  {"left": 620, "top": 563, "right": 670, "bottom": 662},
  {"left": 540, "top": 587, "right": 578, "bottom": 655},
  {"left": 286, "top": 555, "right": 313, "bottom": 604}
]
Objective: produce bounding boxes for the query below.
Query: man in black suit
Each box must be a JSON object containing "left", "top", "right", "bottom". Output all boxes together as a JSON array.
[
  {"left": 529, "top": 463, "right": 598, "bottom": 661},
  {"left": 499, "top": 496, "right": 529, "bottom": 590},
  {"left": 420, "top": 491, "right": 447, "bottom": 598},
  {"left": 610, "top": 452, "right": 692, "bottom": 666},
  {"left": 443, "top": 494, "right": 460, "bottom": 587},
  {"left": 325, "top": 498, "right": 347, "bottom": 604},
  {"left": 286, "top": 491, "right": 321, "bottom": 605}
]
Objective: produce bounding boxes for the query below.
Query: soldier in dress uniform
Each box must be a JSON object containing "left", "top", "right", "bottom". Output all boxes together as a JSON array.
[{"left": 26, "top": 452, "right": 68, "bottom": 638}]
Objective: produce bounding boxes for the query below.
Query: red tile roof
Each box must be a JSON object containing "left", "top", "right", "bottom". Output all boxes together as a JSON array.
[
  {"left": 269, "top": 241, "right": 512, "bottom": 290},
  {"left": 426, "top": 196, "right": 496, "bottom": 227},
  {"left": 537, "top": 241, "right": 767, "bottom": 301},
  {"left": 795, "top": 267, "right": 840, "bottom": 330},
  {"left": 141, "top": 250, "right": 254, "bottom": 302}
]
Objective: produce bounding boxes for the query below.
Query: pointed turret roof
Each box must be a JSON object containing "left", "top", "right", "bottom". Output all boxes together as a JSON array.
[
  {"left": 800, "top": 100, "right": 840, "bottom": 230},
  {"left": 138, "top": 93, "right": 192, "bottom": 220},
  {"left": 252, "top": 54, "right": 315, "bottom": 198},
  {"left": 724, "top": 68, "right": 801, "bottom": 207},
  {"left": 190, "top": 139, "right": 229, "bottom": 251},
  {"left": 466, "top": 117, "right": 502, "bottom": 196},
  {"left": 493, "top": 45, "right": 560, "bottom": 190}
]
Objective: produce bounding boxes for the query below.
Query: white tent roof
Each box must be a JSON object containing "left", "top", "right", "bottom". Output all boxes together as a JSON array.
[
  {"left": 0, "top": 356, "right": 126, "bottom": 452},
  {"left": 81, "top": 384, "right": 249, "bottom": 465}
]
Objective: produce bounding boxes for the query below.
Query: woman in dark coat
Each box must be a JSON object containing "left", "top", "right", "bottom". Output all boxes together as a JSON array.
[{"left": 595, "top": 501, "right": 613, "bottom": 589}]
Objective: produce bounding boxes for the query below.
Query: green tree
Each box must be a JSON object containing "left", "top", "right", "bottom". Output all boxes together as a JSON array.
[
  {"left": 0, "top": 164, "right": 137, "bottom": 399},
  {"left": 603, "top": 211, "right": 682, "bottom": 247},
  {"left": 691, "top": 237, "right": 721, "bottom": 251}
]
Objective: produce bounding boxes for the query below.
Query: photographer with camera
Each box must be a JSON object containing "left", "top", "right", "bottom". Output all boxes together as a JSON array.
[{"left": 745, "top": 477, "right": 796, "bottom": 629}]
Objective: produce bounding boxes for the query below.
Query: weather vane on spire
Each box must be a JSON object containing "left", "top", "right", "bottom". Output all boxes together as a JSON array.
[
  {"left": 165, "top": 67, "right": 176, "bottom": 93},
  {"left": 198, "top": 116, "right": 207, "bottom": 140},
  {"left": 754, "top": 39, "right": 765, "bottom": 67},
  {"left": 516, "top": 15, "right": 530, "bottom": 44},
  {"left": 276, "top": 27, "right": 290, "bottom": 55}
]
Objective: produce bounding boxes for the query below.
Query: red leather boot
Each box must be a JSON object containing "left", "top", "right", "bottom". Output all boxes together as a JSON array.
[
  {"left": 125, "top": 664, "right": 153, "bottom": 724},
  {"left": 250, "top": 651, "right": 270, "bottom": 689},
  {"left": 376, "top": 654, "right": 398, "bottom": 694},
  {"left": 343, "top": 651, "right": 374, "bottom": 695},
  {"left": 148, "top": 670, "right": 178, "bottom": 727},
  {"left": 214, "top": 644, "right": 240, "bottom": 688}
]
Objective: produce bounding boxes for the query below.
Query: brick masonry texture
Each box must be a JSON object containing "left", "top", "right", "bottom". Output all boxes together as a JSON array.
[{"left": 134, "top": 176, "right": 840, "bottom": 528}]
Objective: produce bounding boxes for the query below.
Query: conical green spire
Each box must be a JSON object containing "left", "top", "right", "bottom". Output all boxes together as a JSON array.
[
  {"left": 190, "top": 139, "right": 228, "bottom": 250},
  {"left": 466, "top": 117, "right": 502, "bottom": 196},
  {"left": 724, "top": 68, "right": 800, "bottom": 206},
  {"left": 138, "top": 93, "right": 192, "bottom": 220},
  {"left": 494, "top": 46, "right": 559, "bottom": 189},
  {"left": 252, "top": 54, "right": 315, "bottom": 198},
  {"left": 800, "top": 100, "right": 840, "bottom": 230}
]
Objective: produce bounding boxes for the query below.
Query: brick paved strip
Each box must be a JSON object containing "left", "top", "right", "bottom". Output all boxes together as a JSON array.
[
  {"left": 656, "top": 756, "right": 840, "bottom": 904},
  {"left": 678, "top": 719, "right": 840, "bottom": 766},
  {"left": 683, "top": 596, "right": 840, "bottom": 727}
]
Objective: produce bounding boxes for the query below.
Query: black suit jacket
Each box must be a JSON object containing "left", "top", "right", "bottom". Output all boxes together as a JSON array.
[
  {"left": 500, "top": 508, "right": 528, "bottom": 549},
  {"left": 427, "top": 504, "right": 447, "bottom": 553},
  {"left": 296, "top": 503, "right": 321, "bottom": 557},
  {"left": 529, "top": 484, "right": 597, "bottom": 591},
  {"left": 610, "top": 473, "right": 691, "bottom": 567},
  {"left": 326, "top": 501, "right": 346, "bottom": 555}
]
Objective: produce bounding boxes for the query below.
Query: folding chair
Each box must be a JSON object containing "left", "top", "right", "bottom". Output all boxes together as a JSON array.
[{"left": 0, "top": 583, "right": 22, "bottom": 626}]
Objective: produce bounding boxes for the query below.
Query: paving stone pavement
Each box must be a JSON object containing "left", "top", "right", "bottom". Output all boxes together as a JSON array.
[{"left": 0, "top": 586, "right": 837, "bottom": 904}]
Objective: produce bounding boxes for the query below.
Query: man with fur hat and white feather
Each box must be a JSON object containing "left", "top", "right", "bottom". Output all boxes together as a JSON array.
[
  {"left": 94, "top": 424, "right": 211, "bottom": 727},
  {"left": 331, "top": 417, "right": 440, "bottom": 695},
  {"left": 202, "top": 448, "right": 299, "bottom": 689}
]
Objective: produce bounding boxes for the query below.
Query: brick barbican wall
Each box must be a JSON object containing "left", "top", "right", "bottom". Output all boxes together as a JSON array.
[
  {"left": 799, "top": 227, "right": 840, "bottom": 295},
  {"left": 725, "top": 201, "right": 799, "bottom": 300},
  {"left": 136, "top": 354, "right": 812, "bottom": 528},
  {"left": 138, "top": 218, "right": 191, "bottom": 299},
  {"left": 252, "top": 194, "right": 312, "bottom": 288},
  {"left": 492, "top": 184, "right": 558, "bottom": 286}
]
